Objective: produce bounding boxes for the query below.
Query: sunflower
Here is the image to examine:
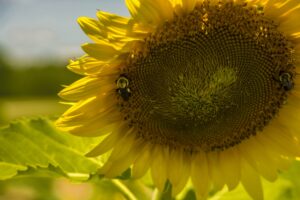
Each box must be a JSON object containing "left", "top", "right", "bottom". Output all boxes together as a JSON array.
[{"left": 56, "top": 0, "right": 300, "bottom": 199}]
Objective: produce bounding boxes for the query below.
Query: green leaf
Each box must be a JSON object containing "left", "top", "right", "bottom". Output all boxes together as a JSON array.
[
  {"left": 117, "top": 168, "right": 132, "bottom": 180},
  {"left": 0, "top": 163, "right": 27, "bottom": 180},
  {"left": 0, "top": 117, "right": 102, "bottom": 181}
]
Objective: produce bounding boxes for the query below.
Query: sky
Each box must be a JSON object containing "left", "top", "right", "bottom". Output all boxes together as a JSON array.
[{"left": 0, "top": 0, "right": 129, "bottom": 66}]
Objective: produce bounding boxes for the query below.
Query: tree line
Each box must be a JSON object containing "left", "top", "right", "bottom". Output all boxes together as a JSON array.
[{"left": 0, "top": 54, "right": 80, "bottom": 97}]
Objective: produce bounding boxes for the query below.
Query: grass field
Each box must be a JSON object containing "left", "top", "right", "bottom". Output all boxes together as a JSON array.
[{"left": 0, "top": 97, "right": 70, "bottom": 126}]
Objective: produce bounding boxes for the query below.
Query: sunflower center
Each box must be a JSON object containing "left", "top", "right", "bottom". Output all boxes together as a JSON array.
[{"left": 116, "top": 2, "right": 295, "bottom": 152}]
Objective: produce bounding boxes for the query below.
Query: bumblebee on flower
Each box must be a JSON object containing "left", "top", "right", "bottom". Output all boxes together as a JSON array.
[{"left": 56, "top": 0, "right": 300, "bottom": 199}]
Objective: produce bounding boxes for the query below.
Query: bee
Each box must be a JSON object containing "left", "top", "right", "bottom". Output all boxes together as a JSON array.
[
  {"left": 279, "top": 72, "right": 294, "bottom": 91},
  {"left": 116, "top": 75, "right": 131, "bottom": 101}
]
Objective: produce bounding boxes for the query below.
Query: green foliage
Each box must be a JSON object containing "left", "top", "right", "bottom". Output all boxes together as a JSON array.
[
  {"left": 0, "top": 117, "right": 101, "bottom": 181},
  {"left": 0, "top": 51, "right": 80, "bottom": 98},
  {"left": 0, "top": 65, "right": 80, "bottom": 97},
  {"left": 1, "top": 117, "right": 300, "bottom": 200},
  {"left": 0, "top": 177, "right": 58, "bottom": 200}
]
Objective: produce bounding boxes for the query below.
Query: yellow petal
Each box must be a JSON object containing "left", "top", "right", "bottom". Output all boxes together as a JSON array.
[
  {"left": 207, "top": 151, "right": 225, "bottom": 190},
  {"left": 68, "top": 119, "right": 119, "bottom": 137},
  {"left": 81, "top": 43, "right": 119, "bottom": 61},
  {"left": 103, "top": 152, "right": 137, "bottom": 178},
  {"left": 67, "top": 56, "right": 103, "bottom": 75},
  {"left": 277, "top": 108, "right": 300, "bottom": 137},
  {"left": 257, "top": 131, "right": 291, "bottom": 156},
  {"left": 239, "top": 138, "right": 278, "bottom": 182},
  {"left": 86, "top": 131, "right": 122, "bottom": 157},
  {"left": 79, "top": 12, "right": 145, "bottom": 50},
  {"left": 97, "top": 11, "right": 130, "bottom": 33},
  {"left": 57, "top": 104, "right": 122, "bottom": 137},
  {"left": 255, "top": 134, "right": 292, "bottom": 171},
  {"left": 97, "top": 11, "right": 149, "bottom": 40},
  {"left": 59, "top": 123, "right": 115, "bottom": 137},
  {"left": 241, "top": 159, "right": 263, "bottom": 200},
  {"left": 264, "top": 124, "right": 300, "bottom": 157},
  {"left": 132, "top": 144, "right": 152, "bottom": 178},
  {"left": 78, "top": 16, "right": 136, "bottom": 51},
  {"left": 126, "top": 0, "right": 174, "bottom": 26},
  {"left": 108, "top": 132, "right": 137, "bottom": 162},
  {"left": 67, "top": 55, "right": 124, "bottom": 76},
  {"left": 219, "top": 147, "right": 241, "bottom": 191},
  {"left": 169, "top": 0, "right": 182, "bottom": 6},
  {"left": 263, "top": 0, "right": 289, "bottom": 20},
  {"left": 167, "top": 149, "right": 191, "bottom": 196},
  {"left": 58, "top": 94, "right": 116, "bottom": 124},
  {"left": 151, "top": 145, "right": 169, "bottom": 191},
  {"left": 77, "top": 17, "right": 105, "bottom": 43},
  {"left": 58, "top": 76, "right": 114, "bottom": 101},
  {"left": 102, "top": 138, "right": 142, "bottom": 178},
  {"left": 267, "top": 0, "right": 300, "bottom": 36},
  {"left": 280, "top": 2, "right": 300, "bottom": 18},
  {"left": 169, "top": 0, "right": 184, "bottom": 15},
  {"left": 191, "top": 151, "right": 210, "bottom": 199},
  {"left": 182, "top": 0, "right": 197, "bottom": 13}
]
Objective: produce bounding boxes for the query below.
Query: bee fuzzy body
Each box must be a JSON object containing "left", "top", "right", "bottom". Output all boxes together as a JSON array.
[{"left": 116, "top": 75, "right": 132, "bottom": 101}]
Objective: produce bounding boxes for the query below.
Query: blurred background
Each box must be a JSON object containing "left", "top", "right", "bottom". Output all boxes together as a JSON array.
[
  {"left": 0, "top": 0, "right": 129, "bottom": 125},
  {"left": 0, "top": 1, "right": 131, "bottom": 199}
]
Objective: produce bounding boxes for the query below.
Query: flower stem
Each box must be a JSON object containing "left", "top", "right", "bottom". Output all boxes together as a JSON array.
[{"left": 112, "top": 179, "right": 137, "bottom": 200}]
